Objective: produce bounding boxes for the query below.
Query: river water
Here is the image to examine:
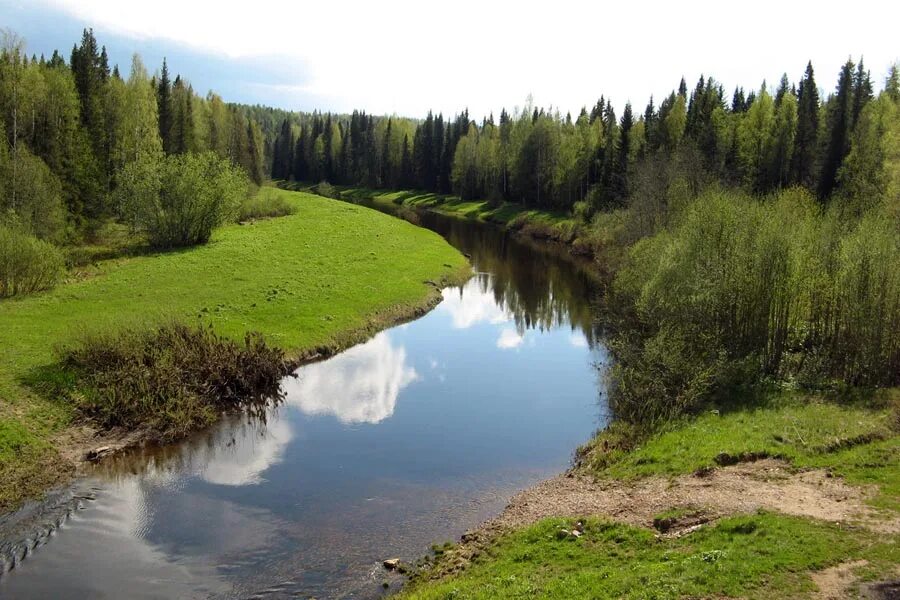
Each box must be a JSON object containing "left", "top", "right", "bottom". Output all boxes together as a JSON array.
[{"left": 0, "top": 206, "right": 607, "bottom": 599}]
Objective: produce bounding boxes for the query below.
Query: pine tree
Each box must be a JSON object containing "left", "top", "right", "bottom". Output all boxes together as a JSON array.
[
  {"left": 851, "top": 58, "right": 873, "bottom": 129},
  {"left": 614, "top": 103, "right": 634, "bottom": 202},
  {"left": 732, "top": 87, "right": 746, "bottom": 113},
  {"left": 157, "top": 58, "right": 172, "bottom": 153},
  {"left": 886, "top": 65, "right": 900, "bottom": 102},
  {"left": 69, "top": 28, "right": 109, "bottom": 211},
  {"left": 400, "top": 134, "right": 412, "bottom": 188},
  {"left": 819, "top": 60, "right": 855, "bottom": 199},
  {"left": 380, "top": 118, "right": 392, "bottom": 187},
  {"left": 791, "top": 62, "right": 820, "bottom": 189},
  {"left": 246, "top": 120, "right": 264, "bottom": 184}
]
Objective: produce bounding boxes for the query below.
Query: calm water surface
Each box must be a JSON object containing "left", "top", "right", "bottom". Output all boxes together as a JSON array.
[{"left": 0, "top": 207, "right": 607, "bottom": 599}]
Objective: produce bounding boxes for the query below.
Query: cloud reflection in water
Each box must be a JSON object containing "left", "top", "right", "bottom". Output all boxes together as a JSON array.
[{"left": 283, "top": 331, "right": 418, "bottom": 424}]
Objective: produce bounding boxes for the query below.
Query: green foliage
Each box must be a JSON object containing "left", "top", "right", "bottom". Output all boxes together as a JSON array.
[
  {"left": 0, "top": 221, "right": 65, "bottom": 297},
  {"left": 238, "top": 187, "right": 296, "bottom": 221},
  {"left": 402, "top": 513, "right": 897, "bottom": 600},
  {"left": 0, "top": 148, "right": 67, "bottom": 241},
  {"left": 608, "top": 188, "right": 900, "bottom": 425},
  {"left": 58, "top": 322, "right": 286, "bottom": 440},
  {"left": 117, "top": 151, "right": 250, "bottom": 248}
]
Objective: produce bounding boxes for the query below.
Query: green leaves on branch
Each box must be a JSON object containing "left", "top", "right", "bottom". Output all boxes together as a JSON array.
[
  {"left": 0, "top": 221, "right": 65, "bottom": 298},
  {"left": 117, "top": 151, "right": 250, "bottom": 248}
]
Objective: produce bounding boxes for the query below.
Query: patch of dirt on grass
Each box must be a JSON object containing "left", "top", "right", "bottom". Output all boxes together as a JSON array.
[
  {"left": 811, "top": 560, "right": 869, "bottom": 599},
  {"left": 419, "top": 459, "right": 898, "bottom": 581},
  {"left": 491, "top": 460, "right": 893, "bottom": 534}
]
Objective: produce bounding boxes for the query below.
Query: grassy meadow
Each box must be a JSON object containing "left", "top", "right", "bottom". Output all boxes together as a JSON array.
[{"left": 0, "top": 188, "right": 469, "bottom": 511}]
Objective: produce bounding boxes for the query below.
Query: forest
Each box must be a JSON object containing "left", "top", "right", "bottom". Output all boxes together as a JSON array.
[{"left": 1, "top": 27, "right": 898, "bottom": 425}]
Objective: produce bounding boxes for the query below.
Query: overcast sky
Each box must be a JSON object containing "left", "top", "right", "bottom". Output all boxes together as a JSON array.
[{"left": 4, "top": 0, "right": 899, "bottom": 119}]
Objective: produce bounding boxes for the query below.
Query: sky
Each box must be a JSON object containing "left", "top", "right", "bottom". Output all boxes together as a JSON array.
[{"left": 3, "top": 0, "right": 898, "bottom": 119}]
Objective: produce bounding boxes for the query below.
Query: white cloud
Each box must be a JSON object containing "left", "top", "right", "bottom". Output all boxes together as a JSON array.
[
  {"left": 38, "top": 0, "right": 900, "bottom": 118},
  {"left": 496, "top": 327, "right": 524, "bottom": 349},
  {"left": 282, "top": 331, "right": 418, "bottom": 424}
]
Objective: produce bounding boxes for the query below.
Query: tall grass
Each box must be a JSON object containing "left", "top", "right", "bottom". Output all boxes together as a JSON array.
[
  {"left": 238, "top": 188, "right": 296, "bottom": 221},
  {"left": 608, "top": 188, "right": 900, "bottom": 425},
  {"left": 60, "top": 323, "right": 287, "bottom": 440},
  {"left": 0, "top": 222, "right": 65, "bottom": 298}
]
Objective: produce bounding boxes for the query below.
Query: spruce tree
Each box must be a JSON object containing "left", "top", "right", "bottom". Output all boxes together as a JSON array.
[
  {"left": 614, "top": 103, "right": 634, "bottom": 202},
  {"left": 381, "top": 118, "right": 392, "bottom": 187},
  {"left": 851, "top": 58, "right": 873, "bottom": 129},
  {"left": 886, "top": 65, "right": 900, "bottom": 102},
  {"left": 400, "top": 134, "right": 412, "bottom": 188},
  {"left": 157, "top": 58, "right": 172, "bottom": 153},
  {"left": 791, "top": 61, "right": 820, "bottom": 189},
  {"left": 819, "top": 60, "right": 855, "bottom": 200}
]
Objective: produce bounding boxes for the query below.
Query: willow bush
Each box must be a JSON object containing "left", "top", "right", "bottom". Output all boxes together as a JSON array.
[
  {"left": 117, "top": 152, "right": 250, "bottom": 248},
  {"left": 0, "top": 222, "right": 65, "bottom": 298},
  {"left": 608, "top": 188, "right": 900, "bottom": 425}
]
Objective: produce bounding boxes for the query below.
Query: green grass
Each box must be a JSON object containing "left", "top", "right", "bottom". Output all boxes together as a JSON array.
[
  {"left": 579, "top": 391, "right": 900, "bottom": 511},
  {"left": 0, "top": 188, "right": 468, "bottom": 511},
  {"left": 402, "top": 513, "right": 898, "bottom": 600},
  {"left": 326, "top": 186, "right": 602, "bottom": 249}
]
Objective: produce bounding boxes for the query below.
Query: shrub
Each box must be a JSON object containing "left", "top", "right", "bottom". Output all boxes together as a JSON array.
[
  {"left": 0, "top": 148, "right": 67, "bottom": 241},
  {"left": 117, "top": 152, "right": 250, "bottom": 248},
  {"left": 238, "top": 188, "right": 296, "bottom": 221},
  {"left": 0, "top": 222, "right": 65, "bottom": 298},
  {"left": 60, "top": 323, "right": 287, "bottom": 440},
  {"left": 313, "top": 181, "right": 340, "bottom": 199},
  {"left": 607, "top": 187, "right": 900, "bottom": 426}
]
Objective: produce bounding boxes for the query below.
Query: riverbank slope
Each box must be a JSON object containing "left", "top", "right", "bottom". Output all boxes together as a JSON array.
[
  {"left": 0, "top": 188, "right": 469, "bottom": 513},
  {"left": 400, "top": 390, "right": 900, "bottom": 599}
]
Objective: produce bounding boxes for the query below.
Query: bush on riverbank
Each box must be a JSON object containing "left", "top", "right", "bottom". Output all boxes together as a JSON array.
[
  {"left": 0, "top": 222, "right": 65, "bottom": 298},
  {"left": 117, "top": 152, "right": 250, "bottom": 248},
  {"left": 60, "top": 323, "right": 287, "bottom": 440},
  {"left": 606, "top": 188, "right": 900, "bottom": 426}
]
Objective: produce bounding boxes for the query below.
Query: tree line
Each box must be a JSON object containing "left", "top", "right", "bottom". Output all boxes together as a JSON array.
[{"left": 270, "top": 59, "right": 898, "bottom": 215}]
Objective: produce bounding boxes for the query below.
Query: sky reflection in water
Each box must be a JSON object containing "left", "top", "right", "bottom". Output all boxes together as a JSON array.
[{"left": 1, "top": 219, "right": 606, "bottom": 600}]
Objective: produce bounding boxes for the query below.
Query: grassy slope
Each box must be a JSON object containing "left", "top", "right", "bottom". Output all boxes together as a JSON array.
[
  {"left": 338, "top": 187, "right": 577, "bottom": 229},
  {"left": 0, "top": 188, "right": 468, "bottom": 511},
  {"left": 402, "top": 393, "right": 900, "bottom": 599}
]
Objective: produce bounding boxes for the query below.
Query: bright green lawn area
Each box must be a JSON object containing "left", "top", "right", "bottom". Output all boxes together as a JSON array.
[
  {"left": 401, "top": 513, "right": 898, "bottom": 600},
  {"left": 0, "top": 188, "right": 468, "bottom": 510}
]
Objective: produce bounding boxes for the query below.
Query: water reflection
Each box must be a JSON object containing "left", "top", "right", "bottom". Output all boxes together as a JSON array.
[
  {"left": 439, "top": 278, "right": 511, "bottom": 329},
  {"left": 1, "top": 208, "right": 608, "bottom": 600},
  {"left": 283, "top": 331, "right": 418, "bottom": 424},
  {"left": 199, "top": 417, "right": 293, "bottom": 486}
]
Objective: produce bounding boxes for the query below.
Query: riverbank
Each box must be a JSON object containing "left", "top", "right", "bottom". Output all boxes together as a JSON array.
[
  {"left": 0, "top": 188, "right": 469, "bottom": 513},
  {"left": 283, "top": 183, "right": 622, "bottom": 270},
  {"left": 400, "top": 389, "right": 900, "bottom": 598}
]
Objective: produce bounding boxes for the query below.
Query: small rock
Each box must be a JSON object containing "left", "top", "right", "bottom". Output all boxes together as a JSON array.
[
  {"left": 383, "top": 558, "right": 400, "bottom": 570},
  {"left": 85, "top": 446, "right": 112, "bottom": 462}
]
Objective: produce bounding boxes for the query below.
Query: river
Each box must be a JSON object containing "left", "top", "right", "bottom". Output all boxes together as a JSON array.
[{"left": 0, "top": 205, "right": 607, "bottom": 599}]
